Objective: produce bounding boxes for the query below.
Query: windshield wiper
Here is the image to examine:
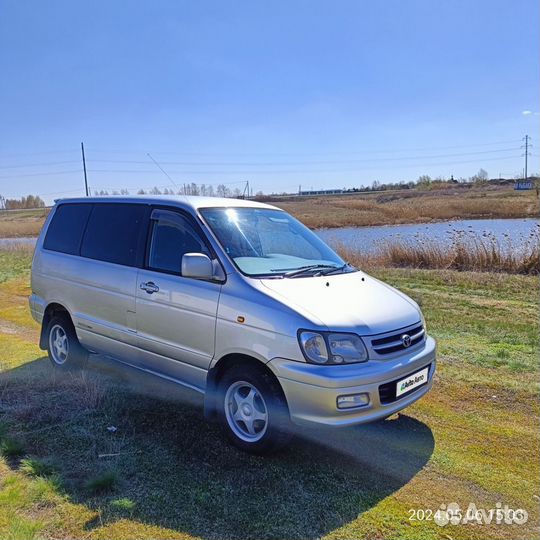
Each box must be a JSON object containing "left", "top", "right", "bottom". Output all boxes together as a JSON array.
[
  {"left": 318, "top": 263, "right": 352, "bottom": 275},
  {"left": 281, "top": 264, "right": 341, "bottom": 278}
]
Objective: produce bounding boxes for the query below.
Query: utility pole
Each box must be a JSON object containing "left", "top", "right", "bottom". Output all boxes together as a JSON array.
[
  {"left": 522, "top": 135, "right": 531, "bottom": 180},
  {"left": 242, "top": 180, "right": 250, "bottom": 199},
  {"left": 81, "top": 142, "right": 89, "bottom": 196}
]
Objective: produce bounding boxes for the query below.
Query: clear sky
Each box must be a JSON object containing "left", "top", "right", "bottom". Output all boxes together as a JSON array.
[{"left": 0, "top": 0, "right": 538, "bottom": 203}]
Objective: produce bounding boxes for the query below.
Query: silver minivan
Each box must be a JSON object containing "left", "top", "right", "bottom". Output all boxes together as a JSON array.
[{"left": 30, "top": 196, "right": 436, "bottom": 453}]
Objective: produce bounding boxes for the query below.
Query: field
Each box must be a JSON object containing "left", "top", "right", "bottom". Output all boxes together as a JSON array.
[
  {"left": 0, "top": 208, "right": 50, "bottom": 238},
  {"left": 0, "top": 186, "right": 537, "bottom": 238},
  {"left": 0, "top": 248, "right": 538, "bottom": 539},
  {"left": 273, "top": 186, "right": 538, "bottom": 229}
]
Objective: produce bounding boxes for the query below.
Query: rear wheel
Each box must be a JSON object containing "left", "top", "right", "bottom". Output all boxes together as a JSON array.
[
  {"left": 218, "top": 364, "right": 292, "bottom": 454},
  {"left": 46, "top": 314, "right": 88, "bottom": 369}
]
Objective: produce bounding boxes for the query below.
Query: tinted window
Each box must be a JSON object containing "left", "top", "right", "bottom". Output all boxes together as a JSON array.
[
  {"left": 148, "top": 210, "right": 210, "bottom": 274},
  {"left": 81, "top": 204, "right": 145, "bottom": 266},
  {"left": 43, "top": 203, "right": 92, "bottom": 255}
]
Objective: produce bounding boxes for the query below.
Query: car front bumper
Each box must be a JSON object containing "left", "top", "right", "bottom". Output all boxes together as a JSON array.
[{"left": 268, "top": 336, "right": 436, "bottom": 427}]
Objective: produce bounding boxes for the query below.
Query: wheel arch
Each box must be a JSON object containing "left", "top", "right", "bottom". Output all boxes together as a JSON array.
[
  {"left": 39, "top": 302, "right": 72, "bottom": 349},
  {"left": 204, "top": 353, "right": 287, "bottom": 421}
]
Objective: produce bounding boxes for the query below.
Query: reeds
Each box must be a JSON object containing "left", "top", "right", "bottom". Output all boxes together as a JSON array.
[{"left": 336, "top": 227, "right": 540, "bottom": 275}]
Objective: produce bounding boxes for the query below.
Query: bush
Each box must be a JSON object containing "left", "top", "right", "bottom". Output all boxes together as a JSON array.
[{"left": 85, "top": 470, "right": 118, "bottom": 494}]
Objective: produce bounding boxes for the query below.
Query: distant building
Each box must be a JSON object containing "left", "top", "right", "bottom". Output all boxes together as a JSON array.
[
  {"left": 514, "top": 181, "right": 533, "bottom": 190},
  {"left": 299, "top": 189, "right": 344, "bottom": 196}
]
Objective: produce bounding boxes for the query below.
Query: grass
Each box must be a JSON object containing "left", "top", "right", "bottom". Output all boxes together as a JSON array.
[
  {"left": 19, "top": 458, "right": 56, "bottom": 478},
  {"left": 273, "top": 186, "right": 538, "bottom": 228},
  {"left": 0, "top": 208, "right": 49, "bottom": 238},
  {"left": 0, "top": 439, "right": 25, "bottom": 459},
  {"left": 336, "top": 227, "right": 540, "bottom": 275},
  {"left": 0, "top": 250, "right": 538, "bottom": 539},
  {"left": 85, "top": 471, "right": 118, "bottom": 494}
]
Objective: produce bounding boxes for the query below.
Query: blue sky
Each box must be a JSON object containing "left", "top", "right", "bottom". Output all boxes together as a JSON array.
[{"left": 0, "top": 0, "right": 538, "bottom": 203}]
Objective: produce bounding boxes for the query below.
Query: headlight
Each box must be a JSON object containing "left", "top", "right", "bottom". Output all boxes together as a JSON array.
[
  {"left": 298, "top": 330, "right": 368, "bottom": 365},
  {"left": 299, "top": 331, "right": 328, "bottom": 364},
  {"left": 421, "top": 313, "right": 427, "bottom": 333}
]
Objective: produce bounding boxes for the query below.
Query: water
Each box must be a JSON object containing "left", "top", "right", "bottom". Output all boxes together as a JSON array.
[
  {"left": 316, "top": 218, "right": 539, "bottom": 254},
  {"left": 0, "top": 219, "right": 538, "bottom": 253},
  {"left": 0, "top": 236, "right": 36, "bottom": 246}
]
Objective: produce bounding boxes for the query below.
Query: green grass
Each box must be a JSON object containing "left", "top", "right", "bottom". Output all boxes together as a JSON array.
[
  {"left": 0, "top": 439, "right": 25, "bottom": 459},
  {"left": 19, "top": 458, "right": 56, "bottom": 478},
  {"left": 0, "top": 251, "right": 32, "bottom": 283},
  {"left": 0, "top": 250, "right": 537, "bottom": 539},
  {"left": 85, "top": 471, "right": 118, "bottom": 494}
]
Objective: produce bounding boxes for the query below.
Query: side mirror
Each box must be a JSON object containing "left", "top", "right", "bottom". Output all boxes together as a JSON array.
[{"left": 182, "top": 253, "right": 214, "bottom": 280}]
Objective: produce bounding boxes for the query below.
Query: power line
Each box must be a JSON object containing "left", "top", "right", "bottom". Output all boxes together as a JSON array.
[
  {"left": 83, "top": 155, "right": 521, "bottom": 176},
  {"left": 146, "top": 153, "right": 177, "bottom": 187},
  {"left": 82, "top": 138, "right": 520, "bottom": 158},
  {"left": 0, "top": 169, "right": 81, "bottom": 179},
  {"left": 87, "top": 147, "right": 520, "bottom": 167},
  {"left": 0, "top": 160, "right": 80, "bottom": 170}
]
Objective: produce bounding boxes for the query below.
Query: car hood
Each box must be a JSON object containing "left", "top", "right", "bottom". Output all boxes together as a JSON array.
[{"left": 258, "top": 270, "right": 421, "bottom": 335}]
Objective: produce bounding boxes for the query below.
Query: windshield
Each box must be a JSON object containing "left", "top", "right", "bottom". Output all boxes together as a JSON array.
[{"left": 200, "top": 207, "right": 353, "bottom": 277}]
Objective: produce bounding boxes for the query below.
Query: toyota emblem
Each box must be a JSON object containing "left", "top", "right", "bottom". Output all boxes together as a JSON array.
[{"left": 401, "top": 334, "right": 412, "bottom": 348}]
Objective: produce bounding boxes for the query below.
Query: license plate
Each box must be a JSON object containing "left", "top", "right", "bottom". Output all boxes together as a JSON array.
[{"left": 396, "top": 367, "right": 429, "bottom": 397}]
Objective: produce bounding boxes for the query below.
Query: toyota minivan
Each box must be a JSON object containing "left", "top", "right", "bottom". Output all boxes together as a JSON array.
[{"left": 30, "top": 196, "right": 436, "bottom": 453}]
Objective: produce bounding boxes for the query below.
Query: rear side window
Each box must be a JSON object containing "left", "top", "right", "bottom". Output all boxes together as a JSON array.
[
  {"left": 43, "top": 203, "right": 92, "bottom": 255},
  {"left": 81, "top": 204, "right": 146, "bottom": 266}
]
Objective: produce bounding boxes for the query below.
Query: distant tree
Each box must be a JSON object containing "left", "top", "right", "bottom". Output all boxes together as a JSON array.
[
  {"left": 206, "top": 184, "right": 215, "bottom": 197},
  {"left": 149, "top": 186, "right": 162, "bottom": 195},
  {"left": 137, "top": 189, "right": 146, "bottom": 194},
  {"left": 216, "top": 184, "right": 228, "bottom": 197},
  {"left": 471, "top": 168, "right": 489, "bottom": 184},
  {"left": 4, "top": 194, "right": 45, "bottom": 209},
  {"left": 417, "top": 175, "right": 432, "bottom": 186}
]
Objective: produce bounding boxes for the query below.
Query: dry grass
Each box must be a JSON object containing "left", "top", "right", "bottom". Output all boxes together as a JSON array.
[
  {"left": 336, "top": 228, "right": 540, "bottom": 275},
  {"left": 274, "top": 187, "right": 538, "bottom": 228},
  {"left": 0, "top": 208, "right": 49, "bottom": 238}
]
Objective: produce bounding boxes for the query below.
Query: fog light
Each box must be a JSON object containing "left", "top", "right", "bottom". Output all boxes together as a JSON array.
[{"left": 337, "top": 393, "right": 370, "bottom": 409}]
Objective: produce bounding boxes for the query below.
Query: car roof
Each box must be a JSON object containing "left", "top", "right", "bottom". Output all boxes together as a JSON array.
[{"left": 55, "top": 194, "right": 280, "bottom": 211}]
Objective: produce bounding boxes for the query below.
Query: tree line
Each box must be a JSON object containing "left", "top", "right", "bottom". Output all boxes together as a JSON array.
[{"left": 0, "top": 194, "right": 46, "bottom": 210}]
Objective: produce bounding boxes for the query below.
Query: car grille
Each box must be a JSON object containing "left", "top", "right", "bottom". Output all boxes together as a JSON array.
[
  {"left": 379, "top": 364, "right": 431, "bottom": 404},
  {"left": 370, "top": 324, "right": 425, "bottom": 355}
]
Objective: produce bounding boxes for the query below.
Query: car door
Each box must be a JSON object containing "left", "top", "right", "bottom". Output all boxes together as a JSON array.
[
  {"left": 62, "top": 202, "right": 147, "bottom": 360},
  {"left": 135, "top": 207, "right": 222, "bottom": 390}
]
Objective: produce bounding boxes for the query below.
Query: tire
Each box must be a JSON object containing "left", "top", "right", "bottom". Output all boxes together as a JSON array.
[
  {"left": 46, "top": 314, "right": 88, "bottom": 370},
  {"left": 217, "top": 364, "right": 292, "bottom": 454}
]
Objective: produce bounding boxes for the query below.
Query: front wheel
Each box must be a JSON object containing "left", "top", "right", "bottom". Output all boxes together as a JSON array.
[
  {"left": 218, "top": 365, "right": 292, "bottom": 454},
  {"left": 46, "top": 314, "right": 88, "bottom": 369}
]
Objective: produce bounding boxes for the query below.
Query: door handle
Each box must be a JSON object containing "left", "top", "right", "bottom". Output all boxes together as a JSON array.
[{"left": 140, "top": 281, "right": 159, "bottom": 294}]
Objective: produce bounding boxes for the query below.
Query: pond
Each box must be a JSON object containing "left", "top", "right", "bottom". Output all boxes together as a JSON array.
[
  {"left": 0, "top": 218, "right": 538, "bottom": 254},
  {"left": 316, "top": 218, "right": 539, "bottom": 254}
]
